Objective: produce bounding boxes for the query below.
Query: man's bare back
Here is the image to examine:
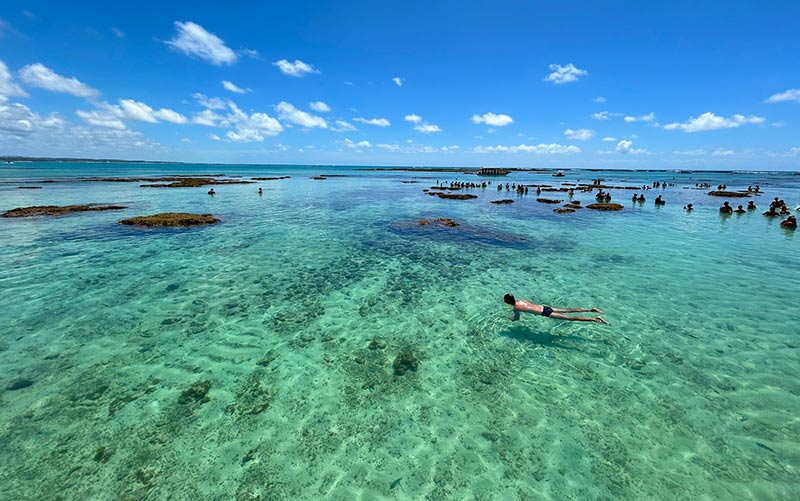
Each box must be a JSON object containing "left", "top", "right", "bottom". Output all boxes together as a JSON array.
[{"left": 504, "top": 294, "right": 608, "bottom": 324}]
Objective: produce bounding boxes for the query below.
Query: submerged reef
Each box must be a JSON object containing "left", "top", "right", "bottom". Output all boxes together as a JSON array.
[
  {"left": 587, "top": 203, "right": 624, "bottom": 211},
  {"left": 118, "top": 213, "right": 220, "bottom": 227},
  {"left": 708, "top": 191, "right": 751, "bottom": 197},
  {"left": 436, "top": 193, "right": 478, "bottom": 200},
  {"left": 417, "top": 218, "right": 460, "bottom": 227},
  {"left": 393, "top": 350, "right": 419, "bottom": 376},
  {"left": 553, "top": 208, "right": 576, "bottom": 214},
  {"left": 251, "top": 176, "right": 291, "bottom": 180},
  {"left": 177, "top": 380, "right": 211, "bottom": 405},
  {"left": 536, "top": 198, "right": 563, "bottom": 204},
  {"left": 2, "top": 204, "right": 127, "bottom": 217},
  {"left": 490, "top": 199, "right": 515, "bottom": 204}
]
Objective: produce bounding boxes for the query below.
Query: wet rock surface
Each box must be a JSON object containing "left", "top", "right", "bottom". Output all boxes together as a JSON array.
[
  {"left": 708, "top": 191, "right": 751, "bottom": 197},
  {"left": 140, "top": 177, "right": 253, "bottom": 188},
  {"left": 251, "top": 176, "right": 290, "bottom": 180},
  {"left": 392, "top": 350, "right": 419, "bottom": 376},
  {"left": 490, "top": 199, "right": 515, "bottom": 204},
  {"left": 536, "top": 198, "right": 563, "bottom": 204},
  {"left": 587, "top": 203, "right": 624, "bottom": 211},
  {"left": 177, "top": 380, "right": 211, "bottom": 405},
  {"left": 553, "top": 208, "right": 576, "bottom": 214},
  {"left": 436, "top": 193, "right": 478, "bottom": 200},
  {"left": 2, "top": 204, "right": 127, "bottom": 218},
  {"left": 118, "top": 213, "right": 220, "bottom": 227}
]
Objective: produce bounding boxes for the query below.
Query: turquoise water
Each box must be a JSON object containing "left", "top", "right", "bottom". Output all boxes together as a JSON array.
[{"left": 1, "top": 163, "right": 798, "bottom": 499}]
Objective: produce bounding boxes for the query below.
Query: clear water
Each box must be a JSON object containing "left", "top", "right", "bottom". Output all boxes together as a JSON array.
[{"left": 1, "top": 163, "right": 798, "bottom": 499}]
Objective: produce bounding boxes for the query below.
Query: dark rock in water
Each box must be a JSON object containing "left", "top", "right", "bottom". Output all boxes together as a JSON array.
[
  {"left": 393, "top": 351, "right": 418, "bottom": 376},
  {"left": 490, "top": 199, "right": 514, "bottom": 204},
  {"left": 708, "top": 190, "right": 750, "bottom": 197},
  {"left": 368, "top": 339, "right": 386, "bottom": 350},
  {"left": 417, "top": 218, "right": 459, "bottom": 227},
  {"left": 401, "top": 180, "right": 419, "bottom": 184},
  {"left": 17, "top": 186, "right": 43, "bottom": 189},
  {"left": 586, "top": 203, "right": 624, "bottom": 211},
  {"left": 311, "top": 176, "right": 327, "bottom": 180},
  {"left": 436, "top": 193, "right": 477, "bottom": 200},
  {"left": 553, "top": 208, "right": 576, "bottom": 214},
  {"left": 178, "top": 380, "right": 211, "bottom": 404},
  {"left": 94, "top": 446, "right": 114, "bottom": 462},
  {"left": 252, "top": 176, "right": 290, "bottom": 180},
  {"left": 536, "top": 198, "right": 563, "bottom": 204},
  {"left": 7, "top": 379, "right": 34, "bottom": 391},
  {"left": 140, "top": 177, "right": 253, "bottom": 188},
  {"left": 2, "top": 204, "right": 127, "bottom": 218},
  {"left": 118, "top": 213, "right": 220, "bottom": 227}
]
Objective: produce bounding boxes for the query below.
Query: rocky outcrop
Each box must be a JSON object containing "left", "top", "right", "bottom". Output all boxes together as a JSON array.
[
  {"left": 139, "top": 177, "right": 253, "bottom": 188},
  {"left": 708, "top": 191, "right": 751, "bottom": 197},
  {"left": 490, "top": 199, "right": 514, "bottom": 204},
  {"left": 2, "top": 204, "right": 127, "bottom": 218},
  {"left": 418, "top": 218, "right": 459, "bottom": 227},
  {"left": 437, "top": 193, "right": 477, "bottom": 200},
  {"left": 553, "top": 208, "right": 576, "bottom": 214},
  {"left": 536, "top": 198, "right": 563, "bottom": 204},
  {"left": 393, "top": 351, "right": 418, "bottom": 376},
  {"left": 118, "top": 213, "right": 220, "bottom": 227},
  {"left": 586, "top": 203, "right": 624, "bottom": 211},
  {"left": 252, "top": 176, "right": 290, "bottom": 180}
]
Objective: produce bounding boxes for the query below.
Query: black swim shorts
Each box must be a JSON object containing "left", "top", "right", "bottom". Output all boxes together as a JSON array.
[{"left": 542, "top": 306, "right": 553, "bottom": 317}]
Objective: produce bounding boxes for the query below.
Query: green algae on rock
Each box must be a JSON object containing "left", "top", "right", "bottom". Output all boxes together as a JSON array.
[
  {"left": 2, "top": 204, "right": 127, "bottom": 218},
  {"left": 554, "top": 208, "right": 576, "bottom": 214},
  {"left": 177, "top": 380, "right": 211, "bottom": 404},
  {"left": 436, "top": 193, "right": 477, "bottom": 200},
  {"left": 393, "top": 350, "right": 419, "bottom": 376},
  {"left": 118, "top": 213, "right": 220, "bottom": 227},
  {"left": 586, "top": 203, "right": 624, "bottom": 211}
]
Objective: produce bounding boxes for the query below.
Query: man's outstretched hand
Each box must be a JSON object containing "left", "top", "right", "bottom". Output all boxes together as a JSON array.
[{"left": 591, "top": 308, "right": 604, "bottom": 314}]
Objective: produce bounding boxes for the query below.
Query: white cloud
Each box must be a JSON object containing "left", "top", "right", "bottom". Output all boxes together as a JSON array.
[
  {"left": 272, "top": 59, "right": 319, "bottom": 77},
  {"left": 19, "top": 63, "right": 98, "bottom": 97},
  {"left": 332, "top": 120, "right": 356, "bottom": 132},
  {"left": 765, "top": 89, "right": 800, "bottom": 104},
  {"left": 392, "top": 77, "right": 403, "bottom": 87},
  {"left": 192, "top": 93, "right": 227, "bottom": 110},
  {"left": 712, "top": 148, "right": 735, "bottom": 156},
  {"left": 343, "top": 138, "right": 371, "bottom": 149},
  {"left": 0, "top": 102, "right": 64, "bottom": 136},
  {"left": 772, "top": 121, "right": 786, "bottom": 127},
  {"left": 615, "top": 140, "right": 646, "bottom": 154},
  {"left": 180, "top": 137, "right": 192, "bottom": 143},
  {"left": 275, "top": 101, "right": 327, "bottom": 128},
  {"left": 310, "top": 101, "right": 330, "bottom": 113},
  {"left": 377, "top": 143, "right": 400, "bottom": 151},
  {"left": 664, "top": 112, "right": 766, "bottom": 132},
  {"left": 592, "top": 96, "right": 606, "bottom": 103},
  {"left": 353, "top": 117, "right": 390, "bottom": 127},
  {"left": 544, "top": 63, "right": 588, "bottom": 84},
  {"left": 601, "top": 136, "right": 617, "bottom": 142},
  {"left": 623, "top": 112, "right": 657, "bottom": 125},
  {"left": 76, "top": 110, "right": 126, "bottom": 130},
  {"left": 474, "top": 143, "right": 580, "bottom": 154},
  {"left": 166, "top": 21, "right": 237, "bottom": 65},
  {"left": 111, "top": 27, "right": 125, "bottom": 38},
  {"left": 154, "top": 108, "right": 188, "bottom": 124},
  {"left": 192, "top": 109, "right": 223, "bottom": 126},
  {"left": 564, "top": 128, "right": 595, "bottom": 140},
  {"left": 226, "top": 111, "right": 283, "bottom": 142},
  {"left": 591, "top": 111, "right": 611, "bottom": 120},
  {"left": 471, "top": 112, "right": 513, "bottom": 127},
  {"left": 414, "top": 123, "right": 442, "bottom": 133},
  {"left": 222, "top": 80, "right": 249, "bottom": 94},
  {"left": 404, "top": 114, "right": 422, "bottom": 123},
  {"left": 0, "top": 60, "right": 27, "bottom": 99}
]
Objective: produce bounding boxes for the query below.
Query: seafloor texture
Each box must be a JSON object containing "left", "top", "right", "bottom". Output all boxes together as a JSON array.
[{"left": 1, "top": 163, "right": 799, "bottom": 500}]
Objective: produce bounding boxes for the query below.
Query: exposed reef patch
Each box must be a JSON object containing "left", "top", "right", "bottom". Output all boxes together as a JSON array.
[
  {"left": 586, "top": 203, "right": 624, "bottom": 211},
  {"left": 2, "top": 204, "right": 127, "bottom": 218},
  {"left": 118, "top": 213, "right": 220, "bottom": 227}
]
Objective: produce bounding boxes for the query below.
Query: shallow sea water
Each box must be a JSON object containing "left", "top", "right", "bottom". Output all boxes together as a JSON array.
[{"left": 1, "top": 163, "right": 799, "bottom": 500}]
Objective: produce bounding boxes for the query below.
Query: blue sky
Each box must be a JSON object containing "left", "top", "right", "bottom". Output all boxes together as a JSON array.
[{"left": 1, "top": 1, "right": 799, "bottom": 169}]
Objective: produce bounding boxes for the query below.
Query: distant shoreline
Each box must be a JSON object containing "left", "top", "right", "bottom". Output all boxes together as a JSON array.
[{"left": 1, "top": 156, "right": 798, "bottom": 174}]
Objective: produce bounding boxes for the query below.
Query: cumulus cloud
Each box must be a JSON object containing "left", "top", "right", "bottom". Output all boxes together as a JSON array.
[
  {"left": 222, "top": 80, "right": 249, "bottom": 94},
  {"left": 0, "top": 60, "right": 27, "bottom": 99},
  {"left": 712, "top": 148, "right": 735, "bottom": 156},
  {"left": 593, "top": 96, "right": 606, "bottom": 103},
  {"left": 0, "top": 102, "right": 64, "bottom": 136},
  {"left": 615, "top": 140, "right": 646, "bottom": 154},
  {"left": 414, "top": 123, "right": 442, "bottom": 133},
  {"left": 765, "top": 89, "right": 800, "bottom": 104},
  {"left": 332, "top": 120, "right": 356, "bottom": 132},
  {"left": 591, "top": 111, "right": 611, "bottom": 120},
  {"left": 226, "top": 113, "right": 283, "bottom": 142},
  {"left": 601, "top": 137, "right": 617, "bottom": 142},
  {"left": 192, "top": 93, "right": 227, "bottom": 110},
  {"left": 544, "top": 63, "right": 588, "bottom": 84},
  {"left": 76, "top": 110, "right": 126, "bottom": 130},
  {"left": 392, "top": 77, "right": 403, "bottom": 87},
  {"left": 275, "top": 101, "right": 327, "bottom": 128},
  {"left": 404, "top": 114, "right": 422, "bottom": 123},
  {"left": 664, "top": 112, "right": 766, "bottom": 132},
  {"left": 19, "top": 63, "right": 98, "bottom": 97},
  {"left": 377, "top": 143, "right": 400, "bottom": 151},
  {"left": 166, "top": 21, "right": 237, "bottom": 65},
  {"left": 153, "top": 108, "right": 189, "bottom": 124},
  {"left": 474, "top": 143, "right": 580, "bottom": 154},
  {"left": 343, "top": 138, "right": 371, "bottom": 149},
  {"left": 191, "top": 109, "right": 223, "bottom": 126},
  {"left": 564, "top": 128, "right": 595, "bottom": 140},
  {"left": 272, "top": 59, "right": 319, "bottom": 77},
  {"left": 353, "top": 117, "right": 390, "bottom": 127},
  {"left": 471, "top": 112, "right": 513, "bottom": 127},
  {"left": 309, "top": 101, "right": 330, "bottom": 113},
  {"left": 623, "top": 112, "right": 657, "bottom": 125}
]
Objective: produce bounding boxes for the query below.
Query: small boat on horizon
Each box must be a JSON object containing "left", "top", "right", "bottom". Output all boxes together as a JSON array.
[{"left": 552, "top": 170, "right": 565, "bottom": 177}]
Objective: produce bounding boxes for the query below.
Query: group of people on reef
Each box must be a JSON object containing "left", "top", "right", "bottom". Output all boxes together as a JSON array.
[
  {"left": 596, "top": 190, "right": 612, "bottom": 202},
  {"left": 437, "top": 180, "right": 488, "bottom": 189},
  {"left": 708, "top": 199, "right": 796, "bottom": 228},
  {"left": 652, "top": 181, "right": 675, "bottom": 188},
  {"left": 695, "top": 183, "right": 712, "bottom": 188},
  {"left": 763, "top": 197, "right": 793, "bottom": 216}
]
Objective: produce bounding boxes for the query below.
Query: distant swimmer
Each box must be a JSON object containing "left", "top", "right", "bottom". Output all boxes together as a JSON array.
[
  {"left": 747, "top": 201, "right": 756, "bottom": 211},
  {"left": 781, "top": 215, "right": 797, "bottom": 229},
  {"left": 719, "top": 201, "right": 733, "bottom": 214},
  {"left": 258, "top": 187, "right": 263, "bottom": 194},
  {"left": 207, "top": 188, "right": 216, "bottom": 195},
  {"left": 504, "top": 294, "right": 608, "bottom": 324},
  {"left": 684, "top": 203, "right": 693, "bottom": 211},
  {"left": 734, "top": 205, "right": 746, "bottom": 214}
]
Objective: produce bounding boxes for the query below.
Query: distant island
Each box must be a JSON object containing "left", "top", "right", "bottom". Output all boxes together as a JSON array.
[{"left": 0, "top": 156, "right": 179, "bottom": 164}]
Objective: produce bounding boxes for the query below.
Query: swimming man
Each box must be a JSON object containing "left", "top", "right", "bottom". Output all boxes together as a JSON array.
[{"left": 504, "top": 293, "right": 608, "bottom": 324}]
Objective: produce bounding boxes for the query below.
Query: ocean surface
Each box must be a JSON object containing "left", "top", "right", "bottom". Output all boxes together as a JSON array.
[{"left": 1, "top": 162, "right": 798, "bottom": 500}]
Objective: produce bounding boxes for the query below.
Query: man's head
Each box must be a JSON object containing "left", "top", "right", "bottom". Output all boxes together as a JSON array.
[{"left": 503, "top": 293, "right": 515, "bottom": 305}]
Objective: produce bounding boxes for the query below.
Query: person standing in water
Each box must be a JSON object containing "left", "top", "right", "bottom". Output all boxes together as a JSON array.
[{"left": 504, "top": 294, "right": 608, "bottom": 324}]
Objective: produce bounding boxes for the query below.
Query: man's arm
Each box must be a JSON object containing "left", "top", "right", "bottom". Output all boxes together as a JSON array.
[{"left": 511, "top": 310, "right": 520, "bottom": 321}]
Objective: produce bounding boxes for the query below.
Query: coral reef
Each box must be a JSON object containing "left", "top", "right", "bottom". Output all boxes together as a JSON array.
[
  {"left": 536, "top": 198, "right": 563, "bottom": 204},
  {"left": 118, "top": 213, "right": 220, "bottom": 227},
  {"left": 586, "top": 203, "right": 624, "bottom": 211},
  {"left": 177, "top": 380, "right": 212, "bottom": 405},
  {"left": 490, "top": 199, "right": 515, "bottom": 204},
  {"left": 393, "top": 350, "right": 419, "bottom": 376},
  {"left": 2, "top": 204, "right": 127, "bottom": 218}
]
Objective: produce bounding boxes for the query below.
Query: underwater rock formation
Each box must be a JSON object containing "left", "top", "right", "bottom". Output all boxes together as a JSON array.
[
  {"left": 140, "top": 177, "right": 253, "bottom": 188},
  {"left": 251, "top": 176, "right": 291, "bottom": 180},
  {"left": 393, "top": 351, "right": 418, "bottom": 376},
  {"left": 490, "top": 199, "right": 514, "bottom": 204},
  {"left": 536, "top": 198, "right": 563, "bottom": 204},
  {"left": 118, "top": 213, "right": 220, "bottom": 227},
  {"left": 178, "top": 380, "right": 211, "bottom": 404},
  {"left": 437, "top": 193, "right": 478, "bottom": 200},
  {"left": 417, "top": 218, "right": 460, "bottom": 227},
  {"left": 553, "top": 208, "right": 576, "bottom": 214},
  {"left": 2, "top": 204, "right": 127, "bottom": 218},
  {"left": 708, "top": 191, "right": 751, "bottom": 197},
  {"left": 586, "top": 203, "right": 624, "bottom": 211}
]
